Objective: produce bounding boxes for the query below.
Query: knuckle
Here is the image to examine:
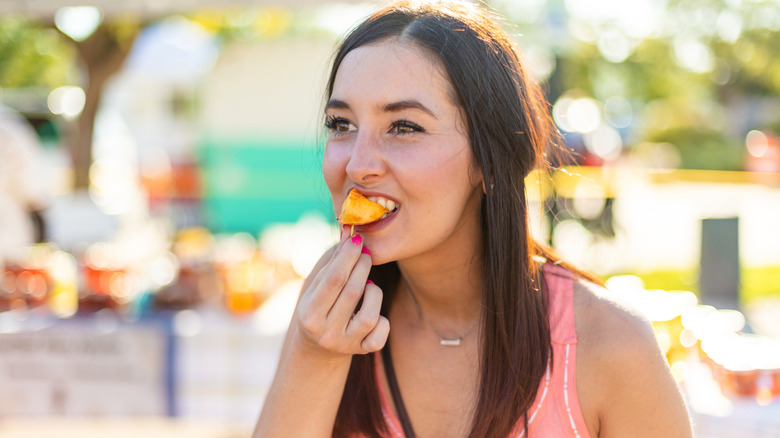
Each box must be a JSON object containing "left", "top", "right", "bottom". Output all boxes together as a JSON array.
[
  {"left": 299, "top": 312, "right": 322, "bottom": 335},
  {"left": 343, "top": 284, "right": 364, "bottom": 302},
  {"left": 361, "top": 320, "right": 389, "bottom": 353},
  {"left": 362, "top": 335, "right": 385, "bottom": 353},
  {"left": 352, "top": 312, "right": 376, "bottom": 333},
  {"left": 325, "top": 271, "right": 347, "bottom": 290},
  {"left": 377, "top": 317, "right": 390, "bottom": 338},
  {"left": 360, "top": 340, "right": 376, "bottom": 353},
  {"left": 317, "top": 331, "right": 340, "bottom": 351}
]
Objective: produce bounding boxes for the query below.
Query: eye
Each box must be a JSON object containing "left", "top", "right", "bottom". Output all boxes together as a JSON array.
[
  {"left": 325, "top": 116, "right": 356, "bottom": 135},
  {"left": 391, "top": 120, "right": 425, "bottom": 135}
]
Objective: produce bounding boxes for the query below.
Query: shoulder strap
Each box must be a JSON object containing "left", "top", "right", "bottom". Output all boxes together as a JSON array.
[
  {"left": 541, "top": 262, "right": 578, "bottom": 344},
  {"left": 380, "top": 343, "right": 416, "bottom": 438}
]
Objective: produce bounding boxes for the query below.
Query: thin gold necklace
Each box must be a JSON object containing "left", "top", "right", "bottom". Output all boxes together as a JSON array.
[{"left": 402, "top": 281, "right": 481, "bottom": 346}]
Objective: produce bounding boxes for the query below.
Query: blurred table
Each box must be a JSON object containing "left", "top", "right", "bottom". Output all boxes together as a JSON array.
[
  {"left": 687, "top": 361, "right": 780, "bottom": 437},
  {"left": 0, "top": 417, "right": 249, "bottom": 438},
  {"left": 0, "top": 279, "right": 298, "bottom": 429}
]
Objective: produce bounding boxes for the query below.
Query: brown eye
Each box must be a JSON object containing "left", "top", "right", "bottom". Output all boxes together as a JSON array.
[
  {"left": 325, "top": 116, "right": 356, "bottom": 135},
  {"left": 395, "top": 124, "right": 414, "bottom": 134},
  {"left": 391, "top": 120, "right": 424, "bottom": 135}
]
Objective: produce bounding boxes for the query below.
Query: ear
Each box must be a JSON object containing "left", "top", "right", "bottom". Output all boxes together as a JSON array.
[
  {"left": 475, "top": 165, "right": 492, "bottom": 195},
  {"left": 470, "top": 163, "right": 484, "bottom": 192},
  {"left": 481, "top": 178, "right": 494, "bottom": 195}
]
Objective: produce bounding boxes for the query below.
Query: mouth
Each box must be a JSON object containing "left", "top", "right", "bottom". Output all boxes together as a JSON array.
[
  {"left": 337, "top": 189, "right": 401, "bottom": 235},
  {"left": 364, "top": 195, "right": 399, "bottom": 221},
  {"left": 351, "top": 194, "right": 400, "bottom": 233}
]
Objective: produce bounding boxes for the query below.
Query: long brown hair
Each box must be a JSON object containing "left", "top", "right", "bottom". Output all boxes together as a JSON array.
[{"left": 327, "top": 2, "right": 581, "bottom": 437}]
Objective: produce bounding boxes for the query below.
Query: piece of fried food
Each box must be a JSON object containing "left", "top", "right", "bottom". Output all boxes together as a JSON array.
[{"left": 337, "top": 189, "right": 391, "bottom": 236}]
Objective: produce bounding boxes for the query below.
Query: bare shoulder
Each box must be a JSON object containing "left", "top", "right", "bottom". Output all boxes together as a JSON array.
[
  {"left": 572, "top": 279, "right": 692, "bottom": 438},
  {"left": 572, "top": 279, "right": 659, "bottom": 360}
]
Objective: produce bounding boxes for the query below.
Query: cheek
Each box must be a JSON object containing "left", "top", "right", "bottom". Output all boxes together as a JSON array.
[
  {"left": 322, "top": 143, "right": 347, "bottom": 192},
  {"left": 427, "top": 151, "right": 477, "bottom": 213},
  {"left": 415, "top": 147, "right": 474, "bottom": 192}
]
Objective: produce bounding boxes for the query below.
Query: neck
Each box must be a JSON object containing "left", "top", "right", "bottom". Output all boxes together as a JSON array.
[
  {"left": 396, "top": 247, "right": 483, "bottom": 332},
  {"left": 392, "top": 186, "right": 484, "bottom": 335}
]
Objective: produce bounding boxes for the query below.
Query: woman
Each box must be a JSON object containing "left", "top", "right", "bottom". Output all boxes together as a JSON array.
[{"left": 255, "top": 1, "right": 692, "bottom": 437}]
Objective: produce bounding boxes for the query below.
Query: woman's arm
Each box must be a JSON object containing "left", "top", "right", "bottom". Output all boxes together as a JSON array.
[
  {"left": 575, "top": 281, "right": 693, "bottom": 438},
  {"left": 253, "top": 233, "right": 390, "bottom": 438}
]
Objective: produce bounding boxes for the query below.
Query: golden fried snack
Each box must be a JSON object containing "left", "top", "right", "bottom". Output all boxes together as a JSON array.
[{"left": 337, "top": 189, "right": 391, "bottom": 236}]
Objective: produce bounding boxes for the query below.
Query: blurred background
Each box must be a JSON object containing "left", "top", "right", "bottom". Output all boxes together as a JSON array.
[{"left": 0, "top": 0, "right": 778, "bottom": 436}]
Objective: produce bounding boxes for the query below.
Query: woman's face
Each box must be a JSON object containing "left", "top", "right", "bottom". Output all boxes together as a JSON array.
[{"left": 323, "top": 39, "right": 483, "bottom": 265}]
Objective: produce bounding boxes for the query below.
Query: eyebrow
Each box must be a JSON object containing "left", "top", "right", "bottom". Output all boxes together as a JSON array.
[
  {"left": 383, "top": 100, "right": 437, "bottom": 119},
  {"left": 325, "top": 99, "right": 350, "bottom": 111},
  {"left": 325, "top": 98, "right": 438, "bottom": 119}
]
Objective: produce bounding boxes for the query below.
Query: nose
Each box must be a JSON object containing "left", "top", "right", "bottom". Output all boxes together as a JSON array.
[{"left": 345, "top": 130, "right": 386, "bottom": 185}]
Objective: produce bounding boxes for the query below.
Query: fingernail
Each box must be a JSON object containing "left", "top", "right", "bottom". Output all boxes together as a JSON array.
[
  {"left": 366, "top": 280, "right": 374, "bottom": 285},
  {"left": 351, "top": 234, "right": 362, "bottom": 246},
  {"left": 361, "top": 246, "right": 371, "bottom": 255},
  {"left": 339, "top": 228, "right": 344, "bottom": 239}
]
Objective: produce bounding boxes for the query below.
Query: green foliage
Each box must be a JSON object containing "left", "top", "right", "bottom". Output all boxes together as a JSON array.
[
  {"left": 500, "top": 0, "right": 780, "bottom": 171},
  {"left": 649, "top": 127, "right": 744, "bottom": 170},
  {"left": 188, "top": 7, "right": 294, "bottom": 42},
  {"left": 717, "top": 29, "right": 780, "bottom": 96},
  {"left": 0, "top": 16, "right": 76, "bottom": 88}
]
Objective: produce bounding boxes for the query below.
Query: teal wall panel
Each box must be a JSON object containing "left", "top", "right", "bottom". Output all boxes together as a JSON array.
[{"left": 198, "top": 138, "right": 335, "bottom": 234}]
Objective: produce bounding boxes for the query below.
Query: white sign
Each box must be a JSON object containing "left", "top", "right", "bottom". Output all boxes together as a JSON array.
[{"left": 0, "top": 320, "right": 169, "bottom": 416}]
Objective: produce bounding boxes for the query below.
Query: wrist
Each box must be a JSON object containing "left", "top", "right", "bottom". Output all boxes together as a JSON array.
[{"left": 287, "top": 325, "right": 358, "bottom": 366}]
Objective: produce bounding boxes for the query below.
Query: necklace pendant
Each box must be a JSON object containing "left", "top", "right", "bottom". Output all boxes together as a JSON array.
[{"left": 440, "top": 337, "right": 462, "bottom": 346}]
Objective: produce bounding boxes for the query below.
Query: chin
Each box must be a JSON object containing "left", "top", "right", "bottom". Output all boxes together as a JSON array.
[
  {"left": 368, "top": 254, "right": 393, "bottom": 266},
  {"left": 364, "top": 235, "right": 411, "bottom": 266},
  {"left": 365, "top": 245, "right": 401, "bottom": 266}
]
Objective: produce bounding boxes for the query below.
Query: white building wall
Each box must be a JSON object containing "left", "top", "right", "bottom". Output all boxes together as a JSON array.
[{"left": 199, "top": 37, "right": 339, "bottom": 143}]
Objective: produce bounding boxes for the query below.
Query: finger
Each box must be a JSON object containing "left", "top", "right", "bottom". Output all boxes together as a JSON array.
[
  {"left": 346, "top": 280, "right": 383, "bottom": 339},
  {"left": 361, "top": 315, "right": 390, "bottom": 353},
  {"left": 296, "top": 232, "right": 362, "bottom": 339},
  {"left": 326, "top": 251, "right": 372, "bottom": 327},
  {"left": 308, "top": 234, "right": 366, "bottom": 311},
  {"left": 328, "top": 225, "right": 353, "bottom": 261},
  {"left": 307, "top": 227, "right": 351, "bottom": 291}
]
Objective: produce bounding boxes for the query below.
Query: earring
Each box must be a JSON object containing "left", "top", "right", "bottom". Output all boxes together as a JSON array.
[{"left": 481, "top": 181, "right": 494, "bottom": 196}]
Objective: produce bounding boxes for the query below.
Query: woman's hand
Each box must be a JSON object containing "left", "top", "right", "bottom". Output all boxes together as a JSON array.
[
  {"left": 254, "top": 232, "right": 390, "bottom": 438},
  {"left": 294, "top": 232, "right": 390, "bottom": 356}
]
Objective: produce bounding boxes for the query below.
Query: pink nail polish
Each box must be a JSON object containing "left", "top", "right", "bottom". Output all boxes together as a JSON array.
[
  {"left": 366, "top": 280, "right": 374, "bottom": 285},
  {"left": 351, "top": 234, "right": 362, "bottom": 246},
  {"left": 361, "top": 246, "right": 371, "bottom": 255}
]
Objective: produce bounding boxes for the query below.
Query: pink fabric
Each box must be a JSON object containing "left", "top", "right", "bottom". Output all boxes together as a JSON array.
[{"left": 373, "top": 262, "right": 591, "bottom": 438}]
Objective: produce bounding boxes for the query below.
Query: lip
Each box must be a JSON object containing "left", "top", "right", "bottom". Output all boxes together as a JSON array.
[
  {"left": 354, "top": 206, "right": 400, "bottom": 233},
  {"left": 340, "top": 187, "right": 400, "bottom": 233}
]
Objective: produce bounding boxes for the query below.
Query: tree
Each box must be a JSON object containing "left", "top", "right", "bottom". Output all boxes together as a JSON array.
[
  {"left": 64, "top": 19, "right": 140, "bottom": 189},
  {"left": 0, "top": 16, "right": 75, "bottom": 89},
  {"left": 495, "top": 0, "right": 780, "bottom": 170},
  {"left": 0, "top": 13, "right": 141, "bottom": 190}
]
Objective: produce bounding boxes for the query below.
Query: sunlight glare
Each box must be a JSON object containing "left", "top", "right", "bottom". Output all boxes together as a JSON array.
[{"left": 54, "top": 6, "right": 102, "bottom": 41}]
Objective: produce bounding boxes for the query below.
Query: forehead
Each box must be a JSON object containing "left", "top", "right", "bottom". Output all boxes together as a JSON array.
[{"left": 331, "top": 39, "right": 457, "bottom": 110}]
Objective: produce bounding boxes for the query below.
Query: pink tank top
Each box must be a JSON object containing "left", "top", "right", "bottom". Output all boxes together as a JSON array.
[{"left": 373, "top": 262, "right": 591, "bottom": 438}]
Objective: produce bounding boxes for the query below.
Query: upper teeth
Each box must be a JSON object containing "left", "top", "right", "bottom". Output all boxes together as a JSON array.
[{"left": 368, "top": 196, "right": 398, "bottom": 211}]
